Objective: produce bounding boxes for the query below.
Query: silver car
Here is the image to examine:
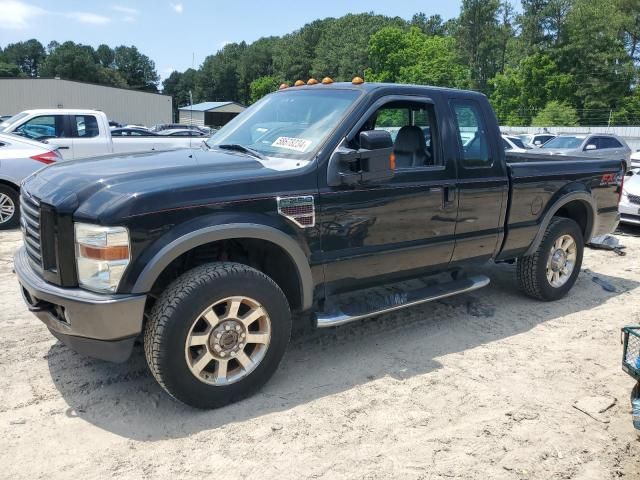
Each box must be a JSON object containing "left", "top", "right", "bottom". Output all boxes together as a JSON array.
[
  {"left": 620, "top": 170, "right": 640, "bottom": 226},
  {"left": 531, "top": 134, "right": 632, "bottom": 169},
  {"left": 0, "top": 133, "right": 61, "bottom": 229}
]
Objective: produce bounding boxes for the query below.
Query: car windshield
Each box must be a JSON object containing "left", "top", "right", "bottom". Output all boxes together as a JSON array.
[
  {"left": 508, "top": 137, "right": 527, "bottom": 149},
  {"left": 0, "top": 112, "right": 28, "bottom": 130},
  {"left": 518, "top": 134, "right": 533, "bottom": 144},
  {"left": 541, "top": 136, "right": 584, "bottom": 149},
  {"left": 206, "top": 89, "right": 361, "bottom": 161}
]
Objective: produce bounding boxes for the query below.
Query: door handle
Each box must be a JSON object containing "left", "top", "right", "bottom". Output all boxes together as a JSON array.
[{"left": 57, "top": 146, "right": 69, "bottom": 150}]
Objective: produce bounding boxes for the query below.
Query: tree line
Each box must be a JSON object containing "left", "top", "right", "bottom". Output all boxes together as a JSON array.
[
  {"left": 0, "top": 40, "right": 159, "bottom": 92},
  {"left": 2, "top": 0, "right": 640, "bottom": 126}
]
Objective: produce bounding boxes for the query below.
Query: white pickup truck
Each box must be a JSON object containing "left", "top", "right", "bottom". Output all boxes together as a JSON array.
[{"left": 0, "top": 109, "right": 200, "bottom": 160}]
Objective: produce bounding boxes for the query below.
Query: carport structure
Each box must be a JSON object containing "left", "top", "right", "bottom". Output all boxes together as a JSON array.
[{"left": 178, "top": 101, "right": 246, "bottom": 128}]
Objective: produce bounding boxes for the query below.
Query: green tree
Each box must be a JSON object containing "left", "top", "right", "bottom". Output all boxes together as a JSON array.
[
  {"left": 249, "top": 76, "right": 280, "bottom": 103},
  {"left": 2, "top": 39, "right": 46, "bottom": 77},
  {"left": 366, "top": 27, "right": 470, "bottom": 88},
  {"left": 113, "top": 45, "right": 159, "bottom": 91},
  {"left": 96, "top": 44, "right": 115, "bottom": 68},
  {"left": 531, "top": 101, "right": 579, "bottom": 126},
  {"left": 40, "top": 41, "right": 101, "bottom": 83},
  {"left": 455, "top": 0, "right": 503, "bottom": 92},
  {"left": 0, "top": 62, "right": 22, "bottom": 77}
]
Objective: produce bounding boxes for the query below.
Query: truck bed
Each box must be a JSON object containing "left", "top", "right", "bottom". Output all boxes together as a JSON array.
[{"left": 498, "top": 153, "right": 623, "bottom": 260}]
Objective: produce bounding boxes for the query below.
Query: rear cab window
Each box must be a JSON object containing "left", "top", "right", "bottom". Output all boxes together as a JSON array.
[
  {"left": 73, "top": 115, "right": 100, "bottom": 138},
  {"left": 451, "top": 100, "right": 492, "bottom": 168}
]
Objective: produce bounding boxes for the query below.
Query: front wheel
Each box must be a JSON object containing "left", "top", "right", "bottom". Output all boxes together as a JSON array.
[
  {"left": 517, "top": 217, "right": 584, "bottom": 301},
  {"left": 144, "top": 262, "right": 292, "bottom": 409}
]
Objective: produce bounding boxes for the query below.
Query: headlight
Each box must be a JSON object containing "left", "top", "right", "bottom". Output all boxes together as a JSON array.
[{"left": 75, "top": 223, "right": 130, "bottom": 293}]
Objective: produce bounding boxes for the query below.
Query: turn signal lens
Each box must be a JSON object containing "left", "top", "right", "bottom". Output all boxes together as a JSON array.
[
  {"left": 294, "top": 80, "right": 305, "bottom": 87},
  {"left": 390, "top": 152, "right": 396, "bottom": 170},
  {"left": 352, "top": 76, "right": 364, "bottom": 85}
]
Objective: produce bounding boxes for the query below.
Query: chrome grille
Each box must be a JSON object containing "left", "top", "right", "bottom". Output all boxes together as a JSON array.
[
  {"left": 20, "top": 191, "right": 43, "bottom": 269},
  {"left": 628, "top": 193, "right": 640, "bottom": 206}
]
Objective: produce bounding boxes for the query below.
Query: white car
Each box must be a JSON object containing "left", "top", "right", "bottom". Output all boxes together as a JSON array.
[
  {"left": 1, "top": 110, "right": 199, "bottom": 161},
  {"left": 0, "top": 133, "right": 62, "bottom": 229},
  {"left": 620, "top": 170, "right": 640, "bottom": 226},
  {"left": 502, "top": 135, "right": 530, "bottom": 153}
]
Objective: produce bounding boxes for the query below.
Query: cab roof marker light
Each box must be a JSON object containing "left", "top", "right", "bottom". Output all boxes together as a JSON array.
[
  {"left": 307, "top": 78, "right": 319, "bottom": 85},
  {"left": 322, "top": 77, "right": 334, "bottom": 84},
  {"left": 294, "top": 80, "right": 305, "bottom": 87},
  {"left": 279, "top": 83, "right": 289, "bottom": 90},
  {"left": 352, "top": 76, "right": 365, "bottom": 85}
]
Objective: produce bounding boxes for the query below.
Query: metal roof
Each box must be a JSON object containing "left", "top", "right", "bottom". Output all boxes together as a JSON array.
[{"left": 178, "top": 101, "right": 244, "bottom": 112}]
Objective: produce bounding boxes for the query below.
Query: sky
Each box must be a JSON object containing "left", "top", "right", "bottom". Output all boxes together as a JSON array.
[{"left": 0, "top": 0, "right": 462, "bottom": 82}]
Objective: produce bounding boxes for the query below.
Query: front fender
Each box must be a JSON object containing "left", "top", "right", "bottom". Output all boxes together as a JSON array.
[{"left": 129, "top": 222, "right": 314, "bottom": 310}]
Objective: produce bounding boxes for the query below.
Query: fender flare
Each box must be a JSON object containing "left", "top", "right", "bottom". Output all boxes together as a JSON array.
[
  {"left": 131, "top": 223, "right": 314, "bottom": 310},
  {"left": 524, "top": 192, "right": 597, "bottom": 257}
]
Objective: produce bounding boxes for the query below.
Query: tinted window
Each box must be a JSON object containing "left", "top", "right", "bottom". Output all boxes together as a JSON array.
[
  {"left": 452, "top": 101, "right": 491, "bottom": 167},
  {"left": 16, "top": 115, "right": 65, "bottom": 139},
  {"left": 502, "top": 138, "right": 511, "bottom": 150},
  {"left": 508, "top": 137, "right": 527, "bottom": 149},
  {"left": 74, "top": 115, "right": 99, "bottom": 138},
  {"left": 596, "top": 137, "right": 623, "bottom": 149},
  {"left": 535, "top": 135, "right": 555, "bottom": 145}
]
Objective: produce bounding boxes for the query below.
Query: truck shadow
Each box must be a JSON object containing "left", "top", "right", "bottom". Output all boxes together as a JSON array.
[{"left": 47, "top": 261, "right": 639, "bottom": 441}]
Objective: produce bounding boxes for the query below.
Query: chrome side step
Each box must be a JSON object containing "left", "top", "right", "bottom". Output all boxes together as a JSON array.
[{"left": 315, "top": 275, "right": 490, "bottom": 328}]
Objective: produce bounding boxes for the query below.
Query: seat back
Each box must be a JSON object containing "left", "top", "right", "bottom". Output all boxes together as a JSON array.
[{"left": 393, "top": 126, "right": 427, "bottom": 168}]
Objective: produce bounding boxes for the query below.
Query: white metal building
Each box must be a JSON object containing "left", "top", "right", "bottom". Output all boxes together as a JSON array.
[
  {"left": 0, "top": 78, "right": 172, "bottom": 126},
  {"left": 178, "top": 102, "right": 246, "bottom": 128}
]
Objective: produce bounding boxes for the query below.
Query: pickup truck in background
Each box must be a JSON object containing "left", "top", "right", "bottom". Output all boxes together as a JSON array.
[
  {"left": 0, "top": 109, "right": 200, "bottom": 161},
  {"left": 14, "top": 81, "right": 623, "bottom": 409}
]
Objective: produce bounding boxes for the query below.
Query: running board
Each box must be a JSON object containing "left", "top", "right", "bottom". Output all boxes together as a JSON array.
[{"left": 315, "top": 275, "right": 490, "bottom": 328}]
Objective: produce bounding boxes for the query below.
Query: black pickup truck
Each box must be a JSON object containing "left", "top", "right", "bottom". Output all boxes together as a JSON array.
[{"left": 15, "top": 81, "right": 623, "bottom": 408}]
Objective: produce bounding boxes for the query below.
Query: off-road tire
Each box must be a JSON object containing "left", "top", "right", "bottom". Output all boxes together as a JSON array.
[
  {"left": 144, "top": 262, "right": 292, "bottom": 409},
  {"left": 0, "top": 185, "right": 19, "bottom": 230},
  {"left": 517, "top": 217, "right": 584, "bottom": 301}
]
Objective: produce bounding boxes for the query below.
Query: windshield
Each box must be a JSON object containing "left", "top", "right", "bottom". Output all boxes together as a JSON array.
[
  {"left": 518, "top": 134, "right": 533, "bottom": 145},
  {"left": 541, "top": 136, "right": 584, "bottom": 149},
  {"left": 0, "top": 112, "right": 28, "bottom": 130},
  {"left": 206, "top": 89, "right": 361, "bottom": 161},
  {"left": 507, "top": 137, "right": 527, "bottom": 149}
]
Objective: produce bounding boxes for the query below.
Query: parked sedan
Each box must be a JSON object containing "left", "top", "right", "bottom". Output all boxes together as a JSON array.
[
  {"left": 0, "top": 133, "right": 62, "bottom": 229},
  {"left": 159, "top": 128, "right": 208, "bottom": 137},
  {"left": 620, "top": 171, "right": 640, "bottom": 226},
  {"left": 531, "top": 134, "right": 632, "bottom": 169}
]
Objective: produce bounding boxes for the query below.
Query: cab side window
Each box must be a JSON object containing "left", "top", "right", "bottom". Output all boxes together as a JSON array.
[
  {"left": 361, "top": 101, "right": 440, "bottom": 169},
  {"left": 16, "top": 115, "right": 66, "bottom": 140},
  {"left": 73, "top": 115, "right": 99, "bottom": 138},
  {"left": 452, "top": 101, "right": 491, "bottom": 168}
]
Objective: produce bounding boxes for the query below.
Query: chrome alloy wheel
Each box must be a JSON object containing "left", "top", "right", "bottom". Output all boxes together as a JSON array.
[
  {"left": 0, "top": 193, "right": 15, "bottom": 225},
  {"left": 184, "top": 296, "right": 272, "bottom": 386},
  {"left": 546, "top": 234, "right": 577, "bottom": 288}
]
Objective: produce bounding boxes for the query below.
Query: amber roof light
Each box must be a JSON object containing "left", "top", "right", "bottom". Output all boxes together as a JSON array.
[
  {"left": 279, "top": 83, "right": 289, "bottom": 90},
  {"left": 322, "top": 77, "right": 334, "bottom": 84},
  {"left": 294, "top": 80, "right": 305, "bottom": 87},
  {"left": 352, "top": 76, "right": 364, "bottom": 85},
  {"left": 307, "top": 78, "right": 319, "bottom": 85}
]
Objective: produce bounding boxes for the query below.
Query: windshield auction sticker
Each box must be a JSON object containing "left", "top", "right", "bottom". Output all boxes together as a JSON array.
[{"left": 272, "top": 137, "right": 312, "bottom": 152}]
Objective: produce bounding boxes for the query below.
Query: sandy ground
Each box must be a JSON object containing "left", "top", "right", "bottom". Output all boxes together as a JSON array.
[{"left": 1, "top": 227, "right": 640, "bottom": 479}]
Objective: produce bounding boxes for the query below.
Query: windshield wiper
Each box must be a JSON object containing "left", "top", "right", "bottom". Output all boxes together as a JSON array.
[{"left": 217, "top": 144, "right": 268, "bottom": 160}]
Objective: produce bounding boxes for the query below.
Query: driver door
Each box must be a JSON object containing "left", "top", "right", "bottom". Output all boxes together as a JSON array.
[
  {"left": 318, "top": 96, "right": 458, "bottom": 294},
  {"left": 14, "top": 114, "right": 73, "bottom": 160}
]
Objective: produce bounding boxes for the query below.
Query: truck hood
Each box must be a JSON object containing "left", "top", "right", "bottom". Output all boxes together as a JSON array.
[{"left": 22, "top": 148, "right": 296, "bottom": 220}]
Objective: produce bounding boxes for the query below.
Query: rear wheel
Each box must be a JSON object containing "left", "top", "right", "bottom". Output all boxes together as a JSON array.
[
  {"left": 517, "top": 217, "right": 584, "bottom": 301},
  {"left": 144, "top": 262, "right": 292, "bottom": 409},
  {"left": 0, "top": 185, "right": 19, "bottom": 230}
]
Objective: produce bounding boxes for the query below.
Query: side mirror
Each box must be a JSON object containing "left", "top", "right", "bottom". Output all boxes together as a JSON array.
[
  {"left": 327, "top": 130, "right": 395, "bottom": 186},
  {"left": 585, "top": 144, "right": 597, "bottom": 151}
]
